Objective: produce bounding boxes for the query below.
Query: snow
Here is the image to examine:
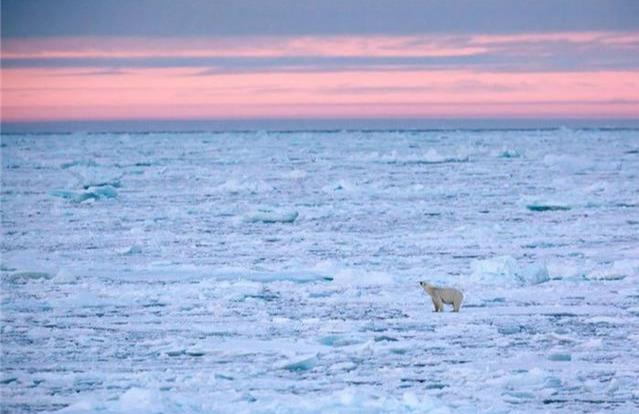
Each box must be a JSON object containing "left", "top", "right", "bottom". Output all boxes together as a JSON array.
[
  {"left": 496, "top": 148, "right": 521, "bottom": 158},
  {"left": 51, "top": 184, "right": 118, "bottom": 203},
  {"left": 277, "top": 354, "right": 320, "bottom": 372},
  {"left": 469, "top": 256, "right": 550, "bottom": 286},
  {"left": 2, "top": 128, "right": 639, "bottom": 413},
  {"left": 5, "top": 271, "right": 53, "bottom": 283},
  {"left": 242, "top": 207, "right": 299, "bottom": 223}
]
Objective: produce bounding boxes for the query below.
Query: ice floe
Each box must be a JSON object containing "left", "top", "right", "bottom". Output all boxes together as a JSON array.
[
  {"left": 65, "top": 164, "right": 122, "bottom": 189},
  {"left": 216, "top": 178, "right": 273, "bottom": 194},
  {"left": 496, "top": 148, "right": 521, "bottom": 158},
  {"left": 4, "top": 271, "right": 52, "bottom": 283},
  {"left": 51, "top": 185, "right": 118, "bottom": 203},
  {"left": 242, "top": 208, "right": 299, "bottom": 223},
  {"left": 311, "top": 261, "right": 395, "bottom": 286},
  {"left": 276, "top": 353, "right": 319, "bottom": 372},
  {"left": 469, "top": 256, "right": 550, "bottom": 286},
  {"left": 525, "top": 200, "right": 571, "bottom": 212},
  {"left": 585, "top": 259, "right": 639, "bottom": 281}
]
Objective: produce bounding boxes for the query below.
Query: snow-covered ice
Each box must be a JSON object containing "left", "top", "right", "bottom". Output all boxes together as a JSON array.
[{"left": 1, "top": 128, "right": 639, "bottom": 413}]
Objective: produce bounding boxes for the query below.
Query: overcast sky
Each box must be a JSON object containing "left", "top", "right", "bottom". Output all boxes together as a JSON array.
[
  {"left": 2, "top": 1, "right": 638, "bottom": 123},
  {"left": 4, "top": 0, "right": 639, "bottom": 37}
]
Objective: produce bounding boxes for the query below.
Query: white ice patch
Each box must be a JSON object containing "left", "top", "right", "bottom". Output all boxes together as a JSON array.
[
  {"left": 55, "top": 387, "right": 453, "bottom": 414},
  {"left": 542, "top": 153, "right": 592, "bottom": 172},
  {"left": 469, "top": 256, "right": 549, "bottom": 286},
  {"left": 548, "top": 258, "right": 639, "bottom": 282},
  {"left": 521, "top": 175, "right": 625, "bottom": 211},
  {"left": 96, "top": 263, "right": 330, "bottom": 284},
  {"left": 52, "top": 268, "right": 78, "bottom": 284},
  {"left": 360, "top": 147, "right": 470, "bottom": 164},
  {"left": 322, "top": 179, "right": 359, "bottom": 193},
  {"left": 51, "top": 185, "right": 118, "bottom": 203},
  {"left": 216, "top": 178, "right": 273, "bottom": 194},
  {"left": 1, "top": 252, "right": 59, "bottom": 284},
  {"left": 65, "top": 164, "right": 122, "bottom": 189},
  {"left": 497, "top": 367, "right": 562, "bottom": 402},
  {"left": 242, "top": 208, "right": 299, "bottom": 224},
  {"left": 311, "top": 261, "right": 395, "bottom": 286},
  {"left": 117, "top": 244, "right": 143, "bottom": 256},
  {"left": 114, "top": 387, "right": 164, "bottom": 412},
  {"left": 495, "top": 148, "right": 521, "bottom": 158},
  {"left": 54, "top": 387, "right": 166, "bottom": 414},
  {"left": 586, "top": 259, "right": 639, "bottom": 281},
  {"left": 4, "top": 271, "right": 52, "bottom": 283},
  {"left": 585, "top": 316, "right": 625, "bottom": 325},
  {"left": 276, "top": 353, "right": 319, "bottom": 372},
  {"left": 546, "top": 260, "right": 587, "bottom": 281},
  {"left": 282, "top": 169, "right": 307, "bottom": 179}
]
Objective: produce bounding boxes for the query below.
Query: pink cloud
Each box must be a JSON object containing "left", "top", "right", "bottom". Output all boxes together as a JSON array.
[
  {"left": 1, "top": 35, "right": 487, "bottom": 59},
  {"left": 3, "top": 67, "right": 638, "bottom": 121},
  {"left": 3, "top": 31, "right": 638, "bottom": 121},
  {"left": 3, "top": 32, "right": 637, "bottom": 61}
]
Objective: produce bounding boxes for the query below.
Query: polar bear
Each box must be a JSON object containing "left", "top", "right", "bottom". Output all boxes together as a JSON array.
[{"left": 420, "top": 281, "right": 463, "bottom": 312}]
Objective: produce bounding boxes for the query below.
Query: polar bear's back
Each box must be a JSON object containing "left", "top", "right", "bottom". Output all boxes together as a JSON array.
[{"left": 433, "top": 287, "right": 463, "bottom": 304}]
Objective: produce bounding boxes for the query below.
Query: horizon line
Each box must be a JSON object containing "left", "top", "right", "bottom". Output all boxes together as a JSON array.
[{"left": 3, "top": 117, "right": 639, "bottom": 134}]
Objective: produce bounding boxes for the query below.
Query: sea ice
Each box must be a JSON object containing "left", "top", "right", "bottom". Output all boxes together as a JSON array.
[
  {"left": 51, "top": 184, "right": 118, "bottom": 203},
  {"left": 277, "top": 354, "right": 319, "bottom": 372},
  {"left": 5, "top": 271, "right": 52, "bottom": 283},
  {"left": 2, "top": 128, "right": 638, "bottom": 414},
  {"left": 469, "top": 256, "right": 550, "bottom": 286},
  {"left": 216, "top": 178, "right": 273, "bottom": 194},
  {"left": 496, "top": 148, "right": 521, "bottom": 158},
  {"left": 525, "top": 200, "right": 571, "bottom": 212},
  {"left": 65, "top": 164, "right": 122, "bottom": 189},
  {"left": 547, "top": 351, "right": 572, "bottom": 361},
  {"left": 52, "top": 268, "right": 78, "bottom": 284},
  {"left": 242, "top": 208, "right": 299, "bottom": 223}
]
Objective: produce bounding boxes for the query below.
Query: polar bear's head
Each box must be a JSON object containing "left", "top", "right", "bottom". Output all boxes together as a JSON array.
[{"left": 419, "top": 281, "right": 437, "bottom": 295}]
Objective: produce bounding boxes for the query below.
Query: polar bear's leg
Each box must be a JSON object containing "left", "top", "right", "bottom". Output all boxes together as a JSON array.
[
  {"left": 431, "top": 297, "right": 443, "bottom": 312},
  {"left": 452, "top": 293, "right": 463, "bottom": 312}
]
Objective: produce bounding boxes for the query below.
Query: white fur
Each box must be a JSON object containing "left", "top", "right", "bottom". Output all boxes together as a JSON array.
[{"left": 420, "top": 281, "right": 463, "bottom": 312}]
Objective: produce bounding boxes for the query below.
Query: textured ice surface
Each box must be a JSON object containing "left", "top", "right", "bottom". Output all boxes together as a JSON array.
[
  {"left": 469, "top": 256, "right": 550, "bottom": 286},
  {"left": 242, "top": 207, "right": 299, "bottom": 224},
  {"left": 2, "top": 128, "right": 639, "bottom": 413}
]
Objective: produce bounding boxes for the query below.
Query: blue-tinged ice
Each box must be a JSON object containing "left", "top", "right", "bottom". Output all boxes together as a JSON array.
[
  {"left": 525, "top": 201, "right": 571, "bottom": 212},
  {"left": 51, "top": 184, "right": 118, "bottom": 202},
  {"left": 242, "top": 208, "right": 299, "bottom": 223},
  {"left": 2, "top": 128, "right": 638, "bottom": 414},
  {"left": 469, "top": 256, "right": 549, "bottom": 286},
  {"left": 277, "top": 354, "right": 319, "bottom": 371}
]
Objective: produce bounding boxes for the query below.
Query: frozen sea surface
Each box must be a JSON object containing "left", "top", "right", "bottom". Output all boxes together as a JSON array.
[{"left": 1, "top": 128, "right": 639, "bottom": 413}]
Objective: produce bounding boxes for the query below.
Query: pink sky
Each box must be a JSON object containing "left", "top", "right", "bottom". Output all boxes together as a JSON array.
[{"left": 2, "top": 33, "right": 639, "bottom": 121}]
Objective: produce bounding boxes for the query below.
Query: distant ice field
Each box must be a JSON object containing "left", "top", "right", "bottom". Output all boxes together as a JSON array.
[{"left": 1, "top": 128, "right": 639, "bottom": 413}]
